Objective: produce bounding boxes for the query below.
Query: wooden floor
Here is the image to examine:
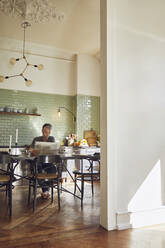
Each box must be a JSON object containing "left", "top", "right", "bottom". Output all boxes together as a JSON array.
[{"left": 0, "top": 182, "right": 165, "bottom": 248}]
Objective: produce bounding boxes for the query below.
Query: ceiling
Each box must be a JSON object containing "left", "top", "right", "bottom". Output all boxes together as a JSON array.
[{"left": 0, "top": 0, "right": 100, "bottom": 55}]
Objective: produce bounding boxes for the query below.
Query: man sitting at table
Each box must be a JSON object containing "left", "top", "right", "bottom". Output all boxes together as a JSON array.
[{"left": 29, "top": 123, "right": 56, "bottom": 199}]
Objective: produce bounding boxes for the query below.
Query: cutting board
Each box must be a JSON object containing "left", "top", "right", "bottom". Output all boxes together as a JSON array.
[
  {"left": 84, "top": 130, "right": 96, "bottom": 139},
  {"left": 84, "top": 130, "right": 96, "bottom": 146}
]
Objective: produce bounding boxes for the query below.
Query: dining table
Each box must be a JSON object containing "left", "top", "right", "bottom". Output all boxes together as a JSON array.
[{"left": 0, "top": 151, "right": 100, "bottom": 206}]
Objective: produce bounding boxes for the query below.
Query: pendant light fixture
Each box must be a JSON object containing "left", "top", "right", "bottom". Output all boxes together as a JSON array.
[{"left": 0, "top": 21, "right": 44, "bottom": 87}]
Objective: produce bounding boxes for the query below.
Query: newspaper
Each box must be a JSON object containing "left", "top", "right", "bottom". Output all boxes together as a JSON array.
[{"left": 35, "top": 142, "right": 60, "bottom": 155}]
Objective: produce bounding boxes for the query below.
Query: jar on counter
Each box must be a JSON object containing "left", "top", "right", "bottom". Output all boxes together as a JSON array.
[
  {"left": 24, "top": 108, "right": 29, "bottom": 114},
  {"left": 33, "top": 107, "right": 38, "bottom": 114}
]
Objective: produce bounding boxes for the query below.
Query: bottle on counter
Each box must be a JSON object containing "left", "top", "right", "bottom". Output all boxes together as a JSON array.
[
  {"left": 68, "top": 134, "right": 74, "bottom": 146},
  {"left": 64, "top": 136, "right": 69, "bottom": 146}
]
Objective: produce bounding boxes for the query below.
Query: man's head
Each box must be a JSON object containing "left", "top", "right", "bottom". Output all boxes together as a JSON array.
[{"left": 42, "top": 123, "right": 52, "bottom": 139}]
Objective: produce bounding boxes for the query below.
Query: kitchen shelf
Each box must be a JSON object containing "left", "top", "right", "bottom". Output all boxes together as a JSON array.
[{"left": 0, "top": 112, "right": 41, "bottom": 116}]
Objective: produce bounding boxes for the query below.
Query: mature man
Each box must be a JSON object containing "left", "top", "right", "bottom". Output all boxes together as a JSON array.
[
  {"left": 30, "top": 123, "right": 56, "bottom": 199},
  {"left": 30, "top": 123, "right": 55, "bottom": 148}
]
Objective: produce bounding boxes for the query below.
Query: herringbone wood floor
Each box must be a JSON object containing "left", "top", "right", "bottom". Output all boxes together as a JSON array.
[{"left": 0, "top": 182, "right": 165, "bottom": 248}]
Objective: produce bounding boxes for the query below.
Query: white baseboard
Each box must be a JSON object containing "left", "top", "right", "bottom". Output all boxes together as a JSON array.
[
  {"left": 100, "top": 223, "right": 117, "bottom": 231},
  {"left": 117, "top": 223, "right": 132, "bottom": 230},
  {"left": 116, "top": 211, "right": 131, "bottom": 230},
  {"left": 107, "top": 225, "right": 117, "bottom": 231},
  {"left": 117, "top": 206, "right": 165, "bottom": 229}
]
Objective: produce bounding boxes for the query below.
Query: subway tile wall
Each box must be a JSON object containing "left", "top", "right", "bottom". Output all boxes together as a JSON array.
[
  {"left": 76, "top": 95, "right": 100, "bottom": 140},
  {"left": 0, "top": 89, "right": 100, "bottom": 146}
]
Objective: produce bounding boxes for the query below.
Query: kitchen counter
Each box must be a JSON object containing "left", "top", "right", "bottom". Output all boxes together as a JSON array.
[{"left": 59, "top": 146, "right": 100, "bottom": 154}]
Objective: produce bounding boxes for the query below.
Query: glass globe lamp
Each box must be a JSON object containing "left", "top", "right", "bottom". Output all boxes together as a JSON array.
[
  {"left": 25, "top": 80, "right": 32, "bottom": 87},
  {"left": 38, "top": 64, "right": 44, "bottom": 70},
  {"left": 9, "top": 57, "right": 16, "bottom": 65},
  {"left": 0, "top": 75, "right": 4, "bottom": 82}
]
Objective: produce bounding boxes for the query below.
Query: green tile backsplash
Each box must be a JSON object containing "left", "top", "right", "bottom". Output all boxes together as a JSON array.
[
  {"left": 0, "top": 89, "right": 100, "bottom": 146},
  {"left": 76, "top": 95, "right": 100, "bottom": 140}
]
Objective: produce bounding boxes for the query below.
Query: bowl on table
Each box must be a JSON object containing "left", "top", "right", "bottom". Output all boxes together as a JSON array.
[
  {"left": 13, "top": 108, "right": 18, "bottom": 113},
  {"left": 17, "top": 109, "right": 23, "bottom": 113},
  {"left": 5, "top": 107, "right": 11, "bottom": 112}
]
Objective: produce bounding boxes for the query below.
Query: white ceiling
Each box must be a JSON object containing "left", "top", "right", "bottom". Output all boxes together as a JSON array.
[{"left": 0, "top": 0, "right": 100, "bottom": 55}]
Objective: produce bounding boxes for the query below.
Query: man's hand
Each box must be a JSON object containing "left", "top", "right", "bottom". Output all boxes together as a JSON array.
[{"left": 29, "top": 147, "right": 39, "bottom": 156}]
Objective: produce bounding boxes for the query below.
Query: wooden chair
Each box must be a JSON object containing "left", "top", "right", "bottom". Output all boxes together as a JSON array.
[
  {"left": 0, "top": 152, "right": 13, "bottom": 216},
  {"left": 73, "top": 153, "right": 100, "bottom": 207},
  {"left": 27, "top": 155, "right": 61, "bottom": 212}
]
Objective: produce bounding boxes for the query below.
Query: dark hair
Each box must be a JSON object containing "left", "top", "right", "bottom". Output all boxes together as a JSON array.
[{"left": 42, "top": 123, "right": 52, "bottom": 131}]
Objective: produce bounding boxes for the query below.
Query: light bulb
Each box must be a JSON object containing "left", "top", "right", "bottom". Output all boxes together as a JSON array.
[
  {"left": 0, "top": 75, "right": 4, "bottom": 83},
  {"left": 58, "top": 109, "right": 61, "bottom": 117},
  {"left": 38, "top": 64, "right": 44, "bottom": 70},
  {"left": 9, "top": 57, "right": 16, "bottom": 65},
  {"left": 25, "top": 80, "right": 32, "bottom": 87}
]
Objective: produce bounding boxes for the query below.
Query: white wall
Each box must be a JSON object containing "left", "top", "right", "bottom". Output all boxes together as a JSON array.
[
  {"left": 76, "top": 54, "right": 100, "bottom": 96},
  {"left": 109, "top": 0, "right": 165, "bottom": 228},
  {"left": 0, "top": 37, "right": 76, "bottom": 95}
]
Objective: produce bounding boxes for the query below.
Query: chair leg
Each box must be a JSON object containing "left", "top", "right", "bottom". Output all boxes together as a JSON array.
[
  {"left": 33, "top": 179, "right": 37, "bottom": 212},
  {"left": 28, "top": 180, "right": 31, "bottom": 204},
  {"left": 60, "top": 178, "right": 63, "bottom": 193},
  {"left": 8, "top": 182, "right": 12, "bottom": 217},
  {"left": 57, "top": 179, "right": 60, "bottom": 210},
  {"left": 6, "top": 185, "right": 8, "bottom": 197},
  {"left": 51, "top": 182, "right": 53, "bottom": 204},
  {"left": 91, "top": 174, "right": 94, "bottom": 195},
  {"left": 74, "top": 174, "right": 77, "bottom": 195},
  {"left": 81, "top": 175, "right": 84, "bottom": 208}
]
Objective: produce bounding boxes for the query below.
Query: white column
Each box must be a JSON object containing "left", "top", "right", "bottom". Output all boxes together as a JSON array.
[{"left": 100, "top": 0, "right": 117, "bottom": 230}]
